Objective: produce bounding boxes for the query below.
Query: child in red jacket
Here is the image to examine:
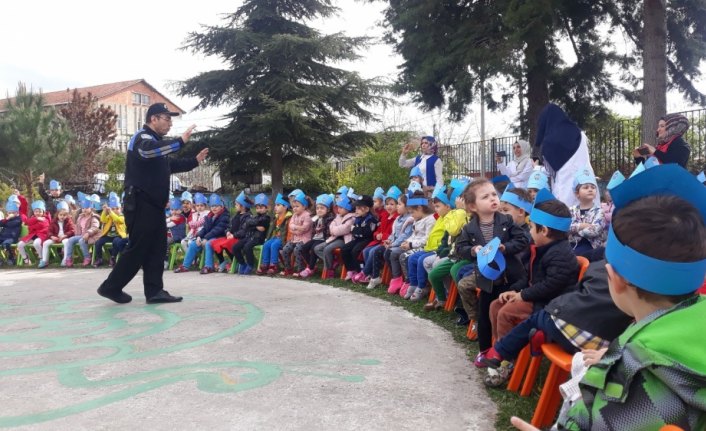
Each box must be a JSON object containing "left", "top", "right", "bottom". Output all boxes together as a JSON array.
[
  {"left": 17, "top": 200, "right": 50, "bottom": 265},
  {"left": 39, "top": 201, "right": 76, "bottom": 268}
]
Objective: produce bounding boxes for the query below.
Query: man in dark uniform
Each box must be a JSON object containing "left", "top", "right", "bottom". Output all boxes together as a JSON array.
[{"left": 97, "top": 103, "right": 208, "bottom": 304}]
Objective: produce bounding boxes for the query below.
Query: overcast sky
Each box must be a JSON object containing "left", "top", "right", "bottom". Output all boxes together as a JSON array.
[{"left": 1, "top": 1, "right": 704, "bottom": 143}]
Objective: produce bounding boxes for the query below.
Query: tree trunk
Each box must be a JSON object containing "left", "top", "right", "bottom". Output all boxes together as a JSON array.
[
  {"left": 641, "top": 0, "right": 667, "bottom": 146},
  {"left": 270, "top": 141, "right": 283, "bottom": 199},
  {"left": 524, "top": 38, "right": 550, "bottom": 157}
]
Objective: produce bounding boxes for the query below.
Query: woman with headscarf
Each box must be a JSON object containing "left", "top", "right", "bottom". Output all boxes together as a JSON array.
[
  {"left": 399, "top": 135, "right": 443, "bottom": 191},
  {"left": 534, "top": 103, "right": 599, "bottom": 208},
  {"left": 633, "top": 113, "right": 690, "bottom": 168},
  {"left": 495, "top": 139, "right": 533, "bottom": 188}
]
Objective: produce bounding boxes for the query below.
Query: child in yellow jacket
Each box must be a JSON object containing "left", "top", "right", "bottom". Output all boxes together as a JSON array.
[{"left": 93, "top": 195, "right": 128, "bottom": 267}]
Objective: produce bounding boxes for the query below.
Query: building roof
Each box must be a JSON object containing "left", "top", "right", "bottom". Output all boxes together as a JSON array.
[{"left": 0, "top": 79, "right": 185, "bottom": 113}]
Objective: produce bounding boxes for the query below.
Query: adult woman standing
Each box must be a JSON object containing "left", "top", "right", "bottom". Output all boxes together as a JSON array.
[
  {"left": 495, "top": 140, "right": 533, "bottom": 188},
  {"left": 399, "top": 136, "right": 443, "bottom": 192},
  {"left": 634, "top": 113, "right": 690, "bottom": 168}
]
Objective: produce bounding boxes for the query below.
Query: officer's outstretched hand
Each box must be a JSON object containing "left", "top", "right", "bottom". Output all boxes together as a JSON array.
[
  {"left": 182, "top": 124, "right": 197, "bottom": 143},
  {"left": 196, "top": 148, "right": 209, "bottom": 163}
]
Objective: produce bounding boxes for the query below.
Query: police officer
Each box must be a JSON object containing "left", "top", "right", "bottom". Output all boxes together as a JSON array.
[{"left": 97, "top": 103, "right": 208, "bottom": 304}]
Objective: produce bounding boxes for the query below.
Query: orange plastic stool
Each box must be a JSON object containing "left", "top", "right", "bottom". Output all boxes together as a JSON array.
[
  {"left": 507, "top": 345, "right": 531, "bottom": 393},
  {"left": 381, "top": 263, "right": 391, "bottom": 284},
  {"left": 466, "top": 319, "right": 477, "bottom": 341},
  {"left": 659, "top": 426, "right": 685, "bottom": 431},
  {"left": 444, "top": 280, "right": 458, "bottom": 312},
  {"left": 428, "top": 290, "right": 436, "bottom": 302},
  {"left": 530, "top": 343, "right": 573, "bottom": 428}
]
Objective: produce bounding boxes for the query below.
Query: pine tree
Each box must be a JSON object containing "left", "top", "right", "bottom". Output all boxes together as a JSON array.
[{"left": 179, "top": 0, "right": 382, "bottom": 195}]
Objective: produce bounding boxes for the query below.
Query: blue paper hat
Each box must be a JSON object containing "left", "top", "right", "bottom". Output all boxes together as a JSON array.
[
  {"left": 235, "top": 191, "right": 251, "bottom": 209},
  {"left": 606, "top": 164, "right": 706, "bottom": 295},
  {"left": 90, "top": 194, "right": 102, "bottom": 210},
  {"left": 572, "top": 166, "right": 597, "bottom": 190},
  {"left": 77, "top": 191, "right": 87, "bottom": 203},
  {"left": 31, "top": 200, "right": 46, "bottom": 212},
  {"left": 696, "top": 171, "right": 705, "bottom": 184},
  {"left": 80, "top": 198, "right": 92, "bottom": 209},
  {"left": 293, "top": 191, "right": 309, "bottom": 207},
  {"left": 169, "top": 197, "right": 182, "bottom": 210},
  {"left": 336, "top": 185, "right": 349, "bottom": 196},
  {"left": 8, "top": 194, "right": 20, "bottom": 205},
  {"left": 346, "top": 188, "right": 361, "bottom": 201},
  {"left": 5, "top": 200, "right": 19, "bottom": 212},
  {"left": 208, "top": 194, "right": 224, "bottom": 207},
  {"left": 254, "top": 193, "right": 269, "bottom": 207},
  {"left": 316, "top": 194, "right": 334, "bottom": 208},
  {"left": 409, "top": 166, "right": 423, "bottom": 178},
  {"left": 477, "top": 237, "right": 506, "bottom": 281},
  {"left": 385, "top": 185, "right": 402, "bottom": 202},
  {"left": 629, "top": 162, "right": 645, "bottom": 178},
  {"left": 49, "top": 179, "right": 61, "bottom": 190},
  {"left": 529, "top": 188, "right": 571, "bottom": 232},
  {"left": 108, "top": 191, "right": 118, "bottom": 200},
  {"left": 56, "top": 201, "right": 69, "bottom": 212},
  {"left": 491, "top": 175, "right": 512, "bottom": 185},
  {"left": 288, "top": 189, "right": 304, "bottom": 199},
  {"left": 275, "top": 193, "right": 291, "bottom": 208},
  {"left": 193, "top": 193, "right": 207, "bottom": 205},
  {"left": 607, "top": 171, "right": 625, "bottom": 191},
  {"left": 644, "top": 156, "right": 660, "bottom": 169},
  {"left": 500, "top": 185, "right": 533, "bottom": 214},
  {"left": 407, "top": 181, "right": 423, "bottom": 194},
  {"left": 64, "top": 194, "right": 75, "bottom": 205},
  {"left": 449, "top": 177, "right": 470, "bottom": 205},
  {"left": 527, "top": 170, "right": 549, "bottom": 190},
  {"left": 336, "top": 194, "right": 354, "bottom": 212},
  {"left": 431, "top": 184, "right": 451, "bottom": 207},
  {"left": 373, "top": 187, "right": 386, "bottom": 201},
  {"left": 180, "top": 191, "right": 193, "bottom": 203},
  {"left": 108, "top": 196, "right": 121, "bottom": 208}
]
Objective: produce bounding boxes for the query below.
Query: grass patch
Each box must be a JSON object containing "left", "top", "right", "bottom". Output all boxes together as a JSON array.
[{"left": 313, "top": 277, "right": 543, "bottom": 431}]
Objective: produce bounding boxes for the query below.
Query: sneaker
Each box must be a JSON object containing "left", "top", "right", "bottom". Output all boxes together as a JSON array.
[
  {"left": 279, "top": 268, "right": 293, "bottom": 276},
  {"left": 298, "top": 267, "right": 313, "bottom": 278},
  {"left": 173, "top": 265, "right": 190, "bottom": 273},
  {"left": 237, "top": 264, "right": 247, "bottom": 274},
  {"left": 82, "top": 257, "right": 92, "bottom": 267},
  {"left": 357, "top": 275, "right": 370, "bottom": 284},
  {"left": 266, "top": 265, "right": 278, "bottom": 275},
  {"left": 345, "top": 271, "right": 357, "bottom": 281},
  {"left": 402, "top": 283, "right": 415, "bottom": 299},
  {"left": 60, "top": 259, "right": 67, "bottom": 267},
  {"left": 65, "top": 258, "right": 73, "bottom": 268},
  {"left": 241, "top": 265, "right": 253, "bottom": 275},
  {"left": 23, "top": 258, "right": 31, "bottom": 266},
  {"left": 387, "top": 276, "right": 403, "bottom": 294},
  {"left": 423, "top": 299, "right": 445, "bottom": 311},
  {"left": 484, "top": 361, "right": 513, "bottom": 387},
  {"left": 256, "top": 265, "right": 268, "bottom": 275},
  {"left": 410, "top": 287, "right": 430, "bottom": 302},
  {"left": 93, "top": 258, "right": 103, "bottom": 268},
  {"left": 481, "top": 347, "right": 504, "bottom": 369},
  {"left": 474, "top": 350, "right": 489, "bottom": 368},
  {"left": 199, "top": 266, "right": 215, "bottom": 274},
  {"left": 324, "top": 269, "right": 335, "bottom": 279},
  {"left": 399, "top": 282, "right": 410, "bottom": 297},
  {"left": 37, "top": 259, "right": 48, "bottom": 269},
  {"left": 218, "top": 261, "right": 228, "bottom": 273},
  {"left": 366, "top": 277, "right": 382, "bottom": 290}
]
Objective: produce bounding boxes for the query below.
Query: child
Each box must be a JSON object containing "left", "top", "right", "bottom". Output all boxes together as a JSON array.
[
  {"left": 356, "top": 186, "right": 401, "bottom": 286},
  {"left": 314, "top": 194, "right": 355, "bottom": 279},
  {"left": 280, "top": 191, "right": 313, "bottom": 276},
  {"left": 257, "top": 193, "right": 292, "bottom": 275},
  {"left": 454, "top": 179, "right": 530, "bottom": 365},
  {"left": 64, "top": 194, "right": 79, "bottom": 220},
  {"left": 232, "top": 193, "right": 271, "bottom": 275},
  {"left": 63, "top": 198, "right": 101, "bottom": 267},
  {"left": 409, "top": 166, "right": 424, "bottom": 188},
  {"left": 526, "top": 169, "right": 549, "bottom": 202},
  {"left": 602, "top": 170, "right": 624, "bottom": 231},
  {"left": 17, "top": 201, "right": 51, "bottom": 265},
  {"left": 180, "top": 191, "right": 193, "bottom": 221},
  {"left": 296, "top": 194, "right": 335, "bottom": 278},
  {"left": 164, "top": 197, "right": 187, "bottom": 269},
  {"left": 211, "top": 191, "right": 252, "bottom": 272},
  {"left": 378, "top": 194, "right": 414, "bottom": 289},
  {"left": 372, "top": 187, "right": 386, "bottom": 217},
  {"left": 341, "top": 195, "right": 378, "bottom": 281},
  {"left": 182, "top": 193, "right": 209, "bottom": 253},
  {"left": 174, "top": 194, "right": 230, "bottom": 273},
  {"left": 499, "top": 186, "right": 533, "bottom": 227},
  {"left": 0, "top": 198, "right": 23, "bottom": 266},
  {"left": 94, "top": 195, "right": 128, "bottom": 267},
  {"left": 569, "top": 168, "right": 606, "bottom": 255},
  {"left": 388, "top": 191, "right": 436, "bottom": 295},
  {"left": 512, "top": 165, "right": 706, "bottom": 430},
  {"left": 37, "top": 177, "right": 64, "bottom": 217},
  {"left": 40, "top": 201, "right": 75, "bottom": 268}
]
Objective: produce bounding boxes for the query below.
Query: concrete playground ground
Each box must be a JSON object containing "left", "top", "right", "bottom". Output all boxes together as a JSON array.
[{"left": 0, "top": 268, "right": 497, "bottom": 430}]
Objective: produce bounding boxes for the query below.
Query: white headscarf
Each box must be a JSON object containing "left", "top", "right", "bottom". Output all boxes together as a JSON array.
[{"left": 514, "top": 139, "right": 532, "bottom": 172}]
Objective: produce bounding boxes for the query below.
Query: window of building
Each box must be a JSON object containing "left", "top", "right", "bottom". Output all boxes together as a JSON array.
[{"left": 132, "top": 92, "right": 150, "bottom": 106}]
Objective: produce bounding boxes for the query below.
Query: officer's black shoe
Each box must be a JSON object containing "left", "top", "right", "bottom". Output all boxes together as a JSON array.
[
  {"left": 97, "top": 285, "right": 132, "bottom": 304},
  {"left": 146, "top": 290, "right": 183, "bottom": 304}
]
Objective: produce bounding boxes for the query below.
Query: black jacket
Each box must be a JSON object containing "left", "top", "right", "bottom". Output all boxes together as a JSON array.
[
  {"left": 350, "top": 213, "right": 378, "bottom": 241},
  {"left": 0, "top": 216, "right": 22, "bottom": 242},
  {"left": 228, "top": 212, "right": 251, "bottom": 239},
  {"left": 635, "top": 135, "right": 690, "bottom": 169},
  {"left": 198, "top": 208, "right": 231, "bottom": 240},
  {"left": 456, "top": 212, "right": 530, "bottom": 293},
  {"left": 545, "top": 260, "right": 633, "bottom": 342},
  {"left": 124, "top": 126, "right": 198, "bottom": 208},
  {"left": 520, "top": 239, "right": 579, "bottom": 311},
  {"left": 243, "top": 213, "right": 271, "bottom": 244}
]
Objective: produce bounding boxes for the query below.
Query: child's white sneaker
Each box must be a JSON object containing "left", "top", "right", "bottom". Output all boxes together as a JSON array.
[{"left": 366, "top": 277, "right": 382, "bottom": 290}]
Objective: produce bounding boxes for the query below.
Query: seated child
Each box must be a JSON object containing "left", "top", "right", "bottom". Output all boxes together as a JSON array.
[
  {"left": 164, "top": 197, "right": 187, "bottom": 268},
  {"left": 356, "top": 186, "right": 401, "bottom": 286},
  {"left": 526, "top": 169, "right": 549, "bottom": 202},
  {"left": 174, "top": 194, "right": 230, "bottom": 273},
  {"left": 63, "top": 198, "right": 102, "bottom": 267},
  {"left": 94, "top": 195, "right": 128, "bottom": 267},
  {"left": 37, "top": 177, "right": 64, "bottom": 218},
  {"left": 341, "top": 195, "right": 378, "bottom": 281},
  {"left": 182, "top": 193, "right": 209, "bottom": 253},
  {"left": 211, "top": 191, "right": 252, "bottom": 272},
  {"left": 378, "top": 194, "right": 414, "bottom": 289},
  {"left": 568, "top": 169, "right": 605, "bottom": 255},
  {"left": 40, "top": 201, "right": 76, "bottom": 268},
  {"left": 0, "top": 198, "right": 23, "bottom": 266},
  {"left": 257, "top": 193, "right": 292, "bottom": 275},
  {"left": 232, "top": 194, "right": 271, "bottom": 275},
  {"left": 314, "top": 194, "right": 355, "bottom": 279},
  {"left": 296, "top": 194, "right": 335, "bottom": 278},
  {"left": 454, "top": 179, "right": 530, "bottom": 364},
  {"left": 280, "top": 191, "right": 313, "bottom": 276},
  {"left": 17, "top": 201, "right": 51, "bottom": 265}
]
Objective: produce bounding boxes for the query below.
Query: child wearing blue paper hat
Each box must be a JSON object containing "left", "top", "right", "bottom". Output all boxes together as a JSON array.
[
  {"left": 174, "top": 194, "right": 230, "bottom": 273},
  {"left": 499, "top": 186, "right": 533, "bottom": 227},
  {"left": 568, "top": 168, "right": 606, "bottom": 256},
  {"left": 511, "top": 164, "right": 706, "bottom": 431},
  {"left": 180, "top": 191, "right": 193, "bottom": 220},
  {"left": 16, "top": 201, "right": 51, "bottom": 266},
  {"left": 0, "top": 198, "right": 23, "bottom": 266},
  {"left": 63, "top": 198, "right": 101, "bottom": 267},
  {"left": 93, "top": 195, "right": 128, "bottom": 268},
  {"left": 182, "top": 193, "right": 210, "bottom": 254},
  {"left": 341, "top": 195, "right": 379, "bottom": 281},
  {"left": 280, "top": 191, "right": 313, "bottom": 276},
  {"left": 163, "top": 197, "right": 187, "bottom": 269},
  {"left": 40, "top": 201, "right": 75, "bottom": 268},
  {"left": 231, "top": 194, "right": 271, "bottom": 275},
  {"left": 296, "top": 194, "right": 336, "bottom": 278},
  {"left": 36, "top": 174, "right": 65, "bottom": 217},
  {"left": 255, "top": 193, "right": 292, "bottom": 275},
  {"left": 314, "top": 193, "right": 355, "bottom": 279},
  {"left": 525, "top": 169, "right": 549, "bottom": 202},
  {"left": 210, "top": 191, "right": 253, "bottom": 272},
  {"left": 376, "top": 192, "right": 415, "bottom": 289}
]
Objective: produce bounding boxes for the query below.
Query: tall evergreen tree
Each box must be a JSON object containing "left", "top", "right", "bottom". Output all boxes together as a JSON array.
[{"left": 179, "top": 0, "right": 382, "bottom": 194}]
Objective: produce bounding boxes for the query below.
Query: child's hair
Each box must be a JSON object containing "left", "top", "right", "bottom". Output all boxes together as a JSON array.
[
  {"left": 462, "top": 178, "right": 491, "bottom": 205},
  {"left": 408, "top": 191, "right": 433, "bottom": 214},
  {"left": 531, "top": 200, "right": 571, "bottom": 240},
  {"left": 612, "top": 195, "right": 706, "bottom": 303},
  {"left": 398, "top": 194, "right": 407, "bottom": 205},
  {"left": 505, "top": 188, "right": 532, "bottom": 213}
]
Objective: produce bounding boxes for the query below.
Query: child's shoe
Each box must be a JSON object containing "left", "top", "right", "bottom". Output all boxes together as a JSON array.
[
  {"left": 484, "top": 361, "right": 513, "bottom": 387},
  {"left": 109, "top": 257, "right": 116, "bottom": 267},
  {"left": 199, "top": 266, "right": 215, "bottom": 274},
  {"left": 474, "top": 349, "right": 490, "bottom": 368},
  {"left": 423, "top": 299, "right": 445, "bottom": 311},
  {"left": 345, "top": 271, "right": 357, "bottom": 281},
  {"left": 82, "top": 257, "right": 92, "bottom": 267},
  {"left": 93, "top": 258, "right": 103, "bottom": 268},
  {"left": 366, "top": 277, "right": 382, "bottom": 290},
  {"left": 217, "top": 261, "right": 228, "bottom": 273},
  {"left": 37, "top": 259, "right": 48, "bottom": 269},
  {"left": 387, "top": 276, "right": 403, "bottom": 294},
  {"left": 324, "top": 269, "right": 335, "bottom": 279},
  {"left": 266, "top": 264, "right": 278, "bottom": 275},
  {"left": 480, "top": 347, "right": 503, "bottom": 368},
  {"left": 401, "top": 283, "right": 413, "bottom": 298},
  {"left": 279, "top": 268, "right": 293, "bottom": 276},
  {"left": 65, "top": 258, "right": 73, "bottom": 268},
  {"left": 241, "top": 264, "right": 253, "bottom": 275},
  {"left": 357, "top": 274, "right": 370, "bottom": 284},
  {"left": 22, "top": 257, "right": 31, "bottom": 266},
  {"left": 298, "top": 267, "right": 313, "bottom": 278},
  {"left": 256, "top": 264, "right": 268, "bottom": 275},
  {"left": 173, "top": 265, "right": 190, "bottom": 273},
  {"left": 410, "top": 286, "right": 429, "bottom": 302},
  {"left": 60, "top": 259, "right": 67, "bottom": 267}
]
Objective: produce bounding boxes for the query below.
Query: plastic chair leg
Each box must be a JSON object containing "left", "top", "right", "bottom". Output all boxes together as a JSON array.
[
  {"left": 507, "top": 345, "right": 531, "bottom": 393},
  {"left": 520, "top": 356, "right": 543, "bottom": 397},
  {"left": 444, "top": 281, "right": 458, "bottom": 312},
  {"left": 531, "top": 365, "right": 569, "bottom": 428}
]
